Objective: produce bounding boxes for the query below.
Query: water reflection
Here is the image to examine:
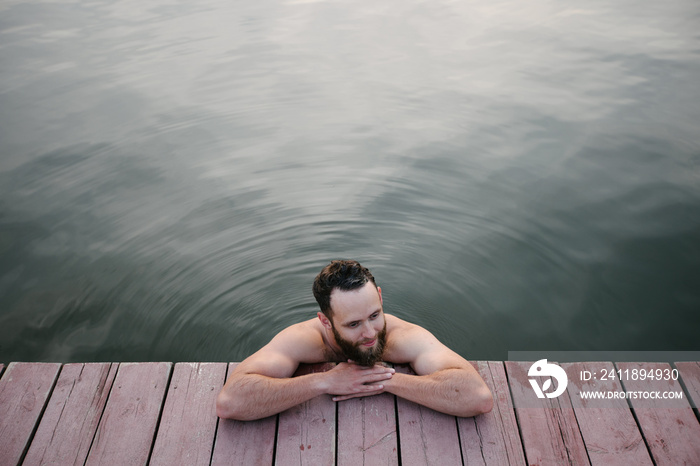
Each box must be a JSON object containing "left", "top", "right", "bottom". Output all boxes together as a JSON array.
[{"left": 1, "top": 0, "right": 699, "bottom": 362}]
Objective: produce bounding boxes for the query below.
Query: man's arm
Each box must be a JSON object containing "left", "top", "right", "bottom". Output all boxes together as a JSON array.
[
  {"left": 384, "top": 361, "right": 492, "bottom": 417},
  {"left": 389, "top": 325, "right": 492, "bottom": 417},
  {"left": 215, "top": 350, "right": 324, "bottom": 421},
  {"left": 333, "top": 324, "right": 493, "bottom": 417},
  {"left": 215, "top": 326, "right": 395, "bottom": 421}
]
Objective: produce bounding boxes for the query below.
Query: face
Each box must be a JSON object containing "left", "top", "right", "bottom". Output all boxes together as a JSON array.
[
  {"left": 319, "top": 282, "right": 387, "bottom": 366},
  {"left": 332, "top": 318, "right": 387, "bottom": 366}
]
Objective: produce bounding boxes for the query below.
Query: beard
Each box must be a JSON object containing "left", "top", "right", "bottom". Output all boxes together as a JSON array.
[{"left": 332, "top": 320, "right": 387, "bottom": 367}]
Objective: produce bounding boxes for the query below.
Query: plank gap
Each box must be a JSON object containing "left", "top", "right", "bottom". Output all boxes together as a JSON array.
[
  {"left": 561, "top": 386, "right": 592, "bottom": 466},
  {"left": 209, "top": 363, "right": 230, "bottom": 466},
  {"left": 271, "top": 414, "right": 280, "bottom": 466},
  {"left": 673, "top": 362, "right": 700, "bottom": 424},
  {"left": 146, "top": 362, "right": 175, "bottom": 465},
  {"left": 453, "top": 414, "right": 466, "bottom": 465},
  {"left": 614, "top": 362, "right": 662, "bottom": 466},
  {"left": 84, "top": 363, "right": 119, "bottom": 462},
  {"left": 334, "top": 393, "right": 339, "bottom": 466},
  {"left": 19, "top": 363, "right": 63, "bottom": 465},
  {"left": 393, "top": 389, "right": 402, "bottom": 466},
  {"left": 502, "top": 361, "right": 530, "bottom": 466}
]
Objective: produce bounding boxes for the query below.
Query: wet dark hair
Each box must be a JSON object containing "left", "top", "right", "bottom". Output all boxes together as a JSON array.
[{"left": 312, "top": 260, "right": 377, "bottom": 317}]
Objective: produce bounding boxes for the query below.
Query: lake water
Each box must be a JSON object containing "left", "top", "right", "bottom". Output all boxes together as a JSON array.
[{"left": 1, "top": 0, "right": 699, "bottom": 363}]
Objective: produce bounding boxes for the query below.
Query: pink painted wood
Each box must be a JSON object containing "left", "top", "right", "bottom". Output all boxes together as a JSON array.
[
  {"left": 562, "top": 362, "right": 652, "bottom": 466},
  {"left": 675, "top": 362, "right": 700, "bottom": 415},
  {"left": 394, "top": 364, "right": 462, "bottom": 465},
  {"left": 505, "top": 361, "right": 590, "bottom": 466},
  {"left": 209, "top": 362, "right": 277, "bottom": 466},
  {"left": 337, "top": 385, "right": 398, "bottom": 465},
  {"left": 23, "top": 363, "right": 117, "bottom": 466},
  {"left": 150, "top": 362, "right": 227, "bottom": 466},
  {"left": 0, "top": 362, "right": 61, "bottom": 466},
  {"left": 616, "top": 362, "right": 700, "bottom": 466},
  {"left": 458, "top": 361, "right": 526, "bottom": 466},
  {"left": 85, "top": 362, "right": 171, "bottom": 466},
  {"left": 275, "top": 363, "right": 336, "bottom": 465}
]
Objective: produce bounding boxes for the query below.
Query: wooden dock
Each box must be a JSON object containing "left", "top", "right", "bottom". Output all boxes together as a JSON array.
[{"left": 1, "top": 360, "right": 699, "bottom": 465}]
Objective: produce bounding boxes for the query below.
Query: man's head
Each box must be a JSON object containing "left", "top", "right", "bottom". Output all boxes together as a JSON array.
[
  {"left": 312, "top": 259, "right": 377, "bottom": 317},
  {"left": 313, "top": 260, "right": 386, "bottom": 366}
]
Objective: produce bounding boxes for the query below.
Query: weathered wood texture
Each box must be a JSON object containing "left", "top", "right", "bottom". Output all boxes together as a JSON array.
[
  {"left": 505, "top": 361, "right": 590, "bottom": 466},
  {"left": 210, "top": 363, "right": 277, "bottom": 466},
  {"left": 616, "top": 362, "right": 700, "bottom": 466},
  {"left": 85, "top": 362, "right": 172, "bottom": 465},
  {"left": 458, "top": 361, "right": 526, "bottom": 466},
  {"left": 150, "top": 362, "right": 227, "bottom": 466},
  {"left": 23, "top": 363, "right": 117, "bottom": 466},
  {"left": 0, "top": 362, "right": 61, "bottom": 466},
  {"left": 395, "top": 365, "right": 463, "bottom": 465},
  {"left": 337, "top": 386, "right": 398, "bottom": 465},
  {"left": 562, "top": 362, "right": 652, "bottom": 466},
  {"left": 1, "top": 360, "right": 700, "bottom": 466},
  {"left": 275, "top": 363, "right": 336, "bottom": 465}
]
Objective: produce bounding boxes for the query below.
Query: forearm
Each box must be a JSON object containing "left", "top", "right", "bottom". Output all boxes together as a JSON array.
[
  {"left": 216, "top": 372, "right": 327, "bottom": 421},
  {"left": 217, "top": 362, "right": 396, "bottom": 420},
  {"left": 384, "top": 369, "right": 493, "bottom": 417}
]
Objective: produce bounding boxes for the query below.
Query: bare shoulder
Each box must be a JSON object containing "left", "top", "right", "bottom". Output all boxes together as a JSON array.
[
  {"left": 231, "top": 318, "right": 326, "bottom": 379},
  {"left": 384, "top": 314, "right": 470, "bottom": 374},
  {"left": 384, "top": 313, "right": 437, "bottom": 345}
]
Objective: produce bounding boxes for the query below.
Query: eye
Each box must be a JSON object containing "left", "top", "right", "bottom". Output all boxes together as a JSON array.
[
  {"left": 348, "top": 322, "right": 359, "bottom": 328},
  {"left": 370, "top": 312, "right": 379, "bottom": 320}
]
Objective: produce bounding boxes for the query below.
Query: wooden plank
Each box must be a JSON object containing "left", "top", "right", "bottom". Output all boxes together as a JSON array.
[
  {"left": 616, "top": 362, "right": 700, "bottom": 466},
  {"left": 505, "top": 361, "right": 590, "bottom": 465},
  {"left": 337, "top": 380, "right": 398, "bottom": 465},
  {"left": 0, "top": 362, "right": 61, "bottom": 466},
  {"left": 675, "top": 362, "right": 700, "bottom": 415},
  {"left": 562, "top": 362, "right": 652, "bottom": 466},
  {"left": 395, "top": 364, "right": 462, "bottom": 465},
  {"left": 85, "top": 362, "right": 171, "bottom": 466},
  {"left": 457, "top": 361, "right": 526, "bottom": 466},
  {"left": 275, "top": 363, "right": 336, "bottom": 465},
  {"left": 210, "top": 364, "right": 277, "bottom": 466},
  {"left": 150, "top": 362, "right": 227, "bottom": 466},
  {"left": 23, "top": 363, "right": 117, "bottom": 466}
]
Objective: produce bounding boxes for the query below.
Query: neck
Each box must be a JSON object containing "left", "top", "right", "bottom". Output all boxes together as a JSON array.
[{"left": 322, "top": 324, "right": 343, "bottom": 356}]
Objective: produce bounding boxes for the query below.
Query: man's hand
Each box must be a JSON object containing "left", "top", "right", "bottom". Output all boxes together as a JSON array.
[{"left": 322, "top": 361, "right": 394, "bottom": 401}]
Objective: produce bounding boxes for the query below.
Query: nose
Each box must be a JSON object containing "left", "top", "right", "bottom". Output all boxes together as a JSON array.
[{"left": 361, "top": 321, "right": 375, "bottom": 339}]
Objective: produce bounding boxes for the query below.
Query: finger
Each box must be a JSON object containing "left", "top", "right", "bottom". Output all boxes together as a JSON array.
[
  {"left": 348, "top": 361, "right": 393, "bottom": 372},
  {"left": 333, "top": 389, "right": 384, "bottom": 402},
  {"left": 361, "top": 368, "right": 394, "bottom": 378},
  {"left": 361, "top": 372, "right": 393, "bottom": 384},
  {"left": 367, "top": 365, "right": 394, "bottom": 373},
  {"left": 333, "top": 388, "right": 384, "bottom": 401},
  {"left": 363, "top": 376, "right": 392, "bottom": 387},
  {"left": 356, "top": 365, "right": 394, "bottom": 373}
]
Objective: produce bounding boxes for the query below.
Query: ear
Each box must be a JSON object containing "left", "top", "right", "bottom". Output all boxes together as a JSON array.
[
  {"left": 317, "top": 311, "right": 333, "bottom": 329},
  {"left": 377, "top": 286, "right": 383, "bottom": 305}
]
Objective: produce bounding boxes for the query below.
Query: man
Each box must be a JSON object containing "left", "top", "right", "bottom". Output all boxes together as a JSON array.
[{"left": 216, "top": 259, "right": 493, "bottom": 421}]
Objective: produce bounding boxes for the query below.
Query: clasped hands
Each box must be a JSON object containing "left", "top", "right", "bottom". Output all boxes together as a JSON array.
[{"left": 324, "top": 360, "right": 396, "bottom": 402}]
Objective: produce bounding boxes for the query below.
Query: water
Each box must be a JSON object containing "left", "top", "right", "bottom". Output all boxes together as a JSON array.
[{"left": 1, "top": 0, "right": 699, "bottom": 363}]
